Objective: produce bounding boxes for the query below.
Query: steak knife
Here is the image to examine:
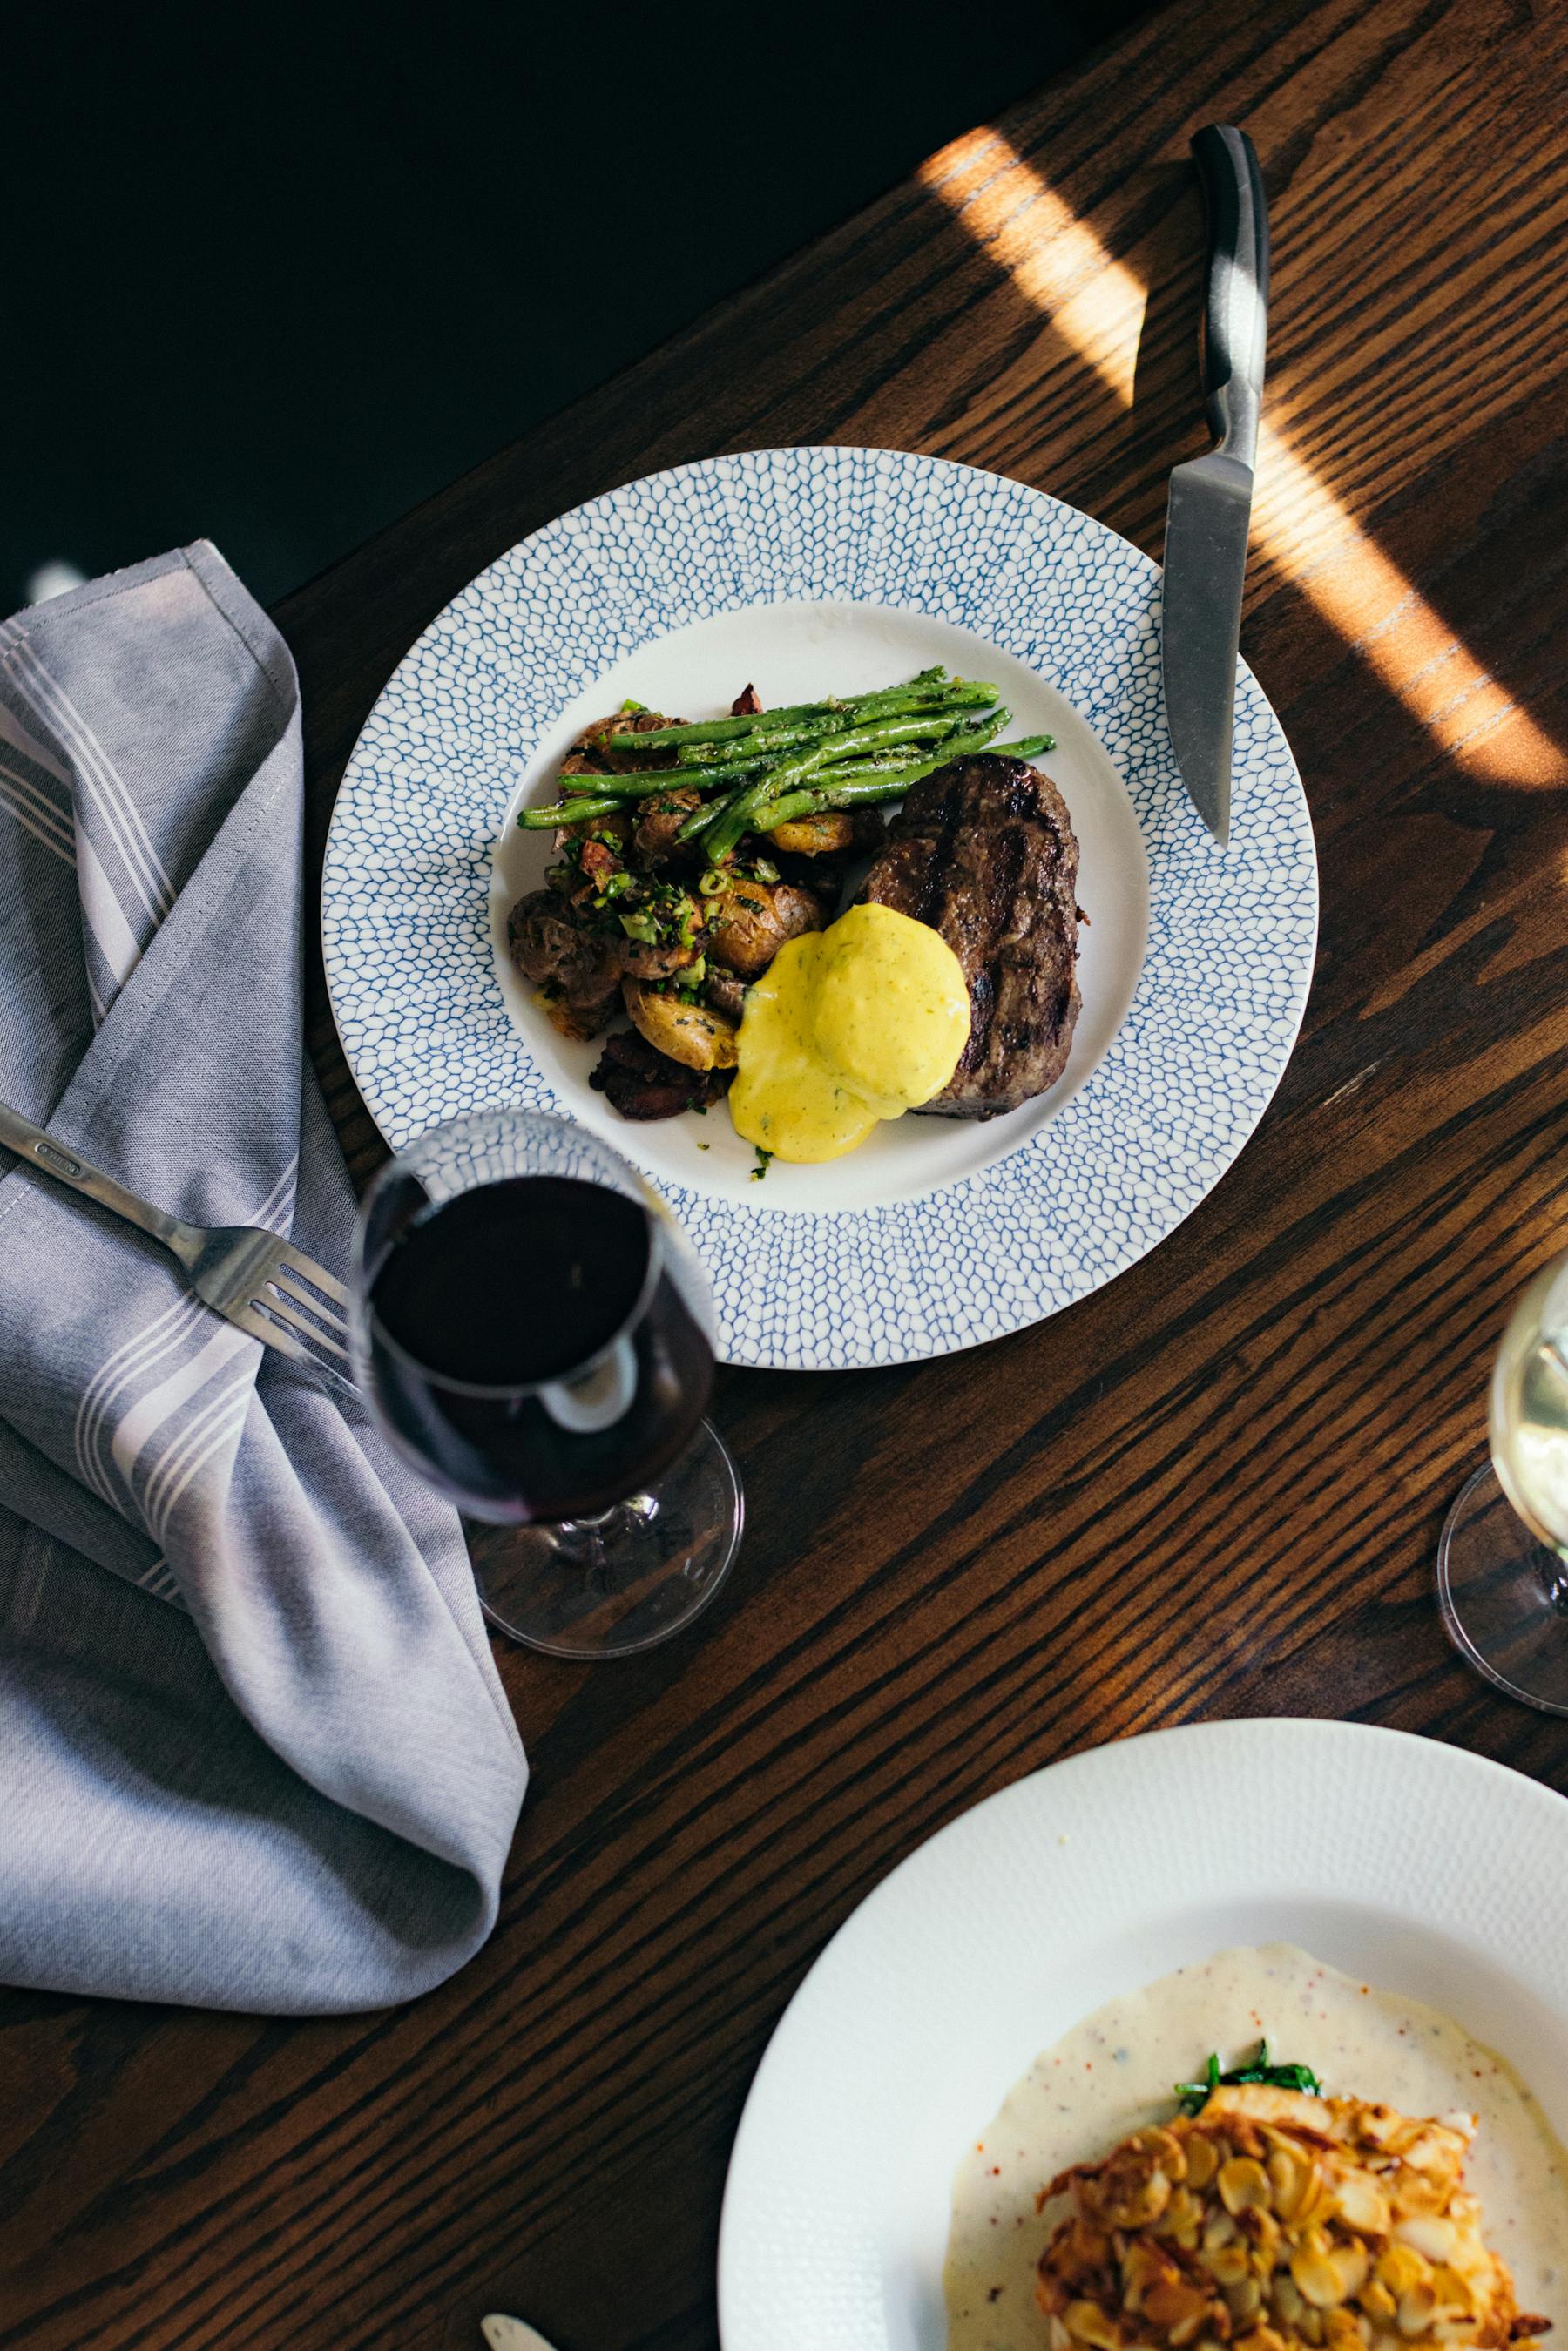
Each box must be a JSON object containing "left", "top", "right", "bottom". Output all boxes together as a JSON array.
[{"left": 1161, "top": 124, "right": 1270, "bottom": 845}]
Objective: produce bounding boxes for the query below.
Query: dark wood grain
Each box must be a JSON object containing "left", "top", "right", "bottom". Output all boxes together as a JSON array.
[{"left": 4, "top": 0, "right": 1568, "bottom": 2343}]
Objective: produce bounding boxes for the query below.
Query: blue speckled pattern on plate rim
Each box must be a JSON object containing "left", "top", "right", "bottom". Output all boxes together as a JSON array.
[{"left": 321, "top": 446, "right": 1318, "bottom": 1372}]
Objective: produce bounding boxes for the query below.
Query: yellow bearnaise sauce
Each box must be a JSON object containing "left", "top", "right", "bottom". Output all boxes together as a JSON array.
[
  {"left": 944, "top": 1943, "right": 1568, "bottom": 2351},
  {"left": 729, "top": 902, "right": 970, "bottom": 1163}
]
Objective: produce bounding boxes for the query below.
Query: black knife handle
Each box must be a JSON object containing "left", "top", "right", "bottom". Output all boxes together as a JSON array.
[{"left": 1192, "top": 125, "right": 1269, "bottom": 470}]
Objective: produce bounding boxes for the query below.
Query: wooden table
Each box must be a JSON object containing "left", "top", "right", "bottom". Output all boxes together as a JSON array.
[{"left": 5, "top": 0, "right": 1567, "bottom": 2341}]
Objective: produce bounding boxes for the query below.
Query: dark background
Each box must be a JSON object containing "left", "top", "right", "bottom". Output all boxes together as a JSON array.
[{"left": 8, "top": 3, "right": 1148, "bottom": 614}]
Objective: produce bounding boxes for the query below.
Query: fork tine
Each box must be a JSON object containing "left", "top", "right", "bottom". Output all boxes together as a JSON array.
[
  {"left": 256, "top": 1284, "right": 353, "bottom": 1362},
  {"left": 227, "top": 1297, "right": 319, "bottom": 1363},
  {"left": 228, "top": 1297, "right": 360, "bottom": 1402},
  {"left": 268, "top": 1257, "right": 350, "bottom": 1334},
  {"left": 274, "top": 1246, "right": 348, "bottom": 1309}
]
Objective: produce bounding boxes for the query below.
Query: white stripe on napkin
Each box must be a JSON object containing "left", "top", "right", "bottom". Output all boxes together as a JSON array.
[
  {"left": 5, "top": 638, "right": 175, "bottom": 924},
  {"left": 0, "top": 746, "right": 74, "bottom": 835},
  {"left": 73, "top": 1155, "right": 300, "bottom": 1501},
  {"left": 76, "top": 824, "right": 145, "bottom": 996},
  {"left": 135, "top": 1556, "right": 183, "bottom": 1604},
  {"left": 0, "top": 773, "right": 75, "bottom": 863},
  {"left": 76, "top": 1291, "right": 206, "bottom": 1501},
  {"left": 145, "top": 1393, "right": 252, "bottom": 1544},
  {"left": 253, "top": 1154, "right": 300, "bottom": 1234},
  {"left": 0, "top": 692, "right": 73, "bottom": 782},
  {"left": 110, "top": 1324, "right": 255, "bottom": 1508}
]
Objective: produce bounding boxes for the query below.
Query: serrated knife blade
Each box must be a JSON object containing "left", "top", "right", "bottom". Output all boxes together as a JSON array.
[{"left": 1161, "top": 125, "right": 1270, "bottom": 846}]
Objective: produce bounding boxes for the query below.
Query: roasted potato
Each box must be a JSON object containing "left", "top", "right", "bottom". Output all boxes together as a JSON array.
[
  {"left": 553, "top": 808, "right": 630, "bottom": 855},
  {"left": 707, "top": 879, "right": 822, "bottom": 977},
  {"left": 623, "top": 978, "right": 739, "bottom": 1071},
  {"left": 632, "top": 787, "right": 704, "bottom": 863},
  {"left": 508, "top": 889, "right": 621, "bottom": 1032},
  {"left": 769, "top": 810, "right": 855, "bottom": 855},
  {"left": 704, "top": 969, "right": 747, "bottom": 1022},
  {"left": 538, "top": 990, "right": 612, "bottom": 1043},
  {"left": 618, "top": 933, "right": 703, "bottom": 982},
  {"left": 562, "top": 708, "right": 681, "bottom": 777}
]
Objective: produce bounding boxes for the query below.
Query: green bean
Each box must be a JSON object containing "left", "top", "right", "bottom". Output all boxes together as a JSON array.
[
  {"left": 559, "top": 753, "right": 770, "bottom": 797},
  {"left": 603, "top": 671, "right": 995, "bottom": 756},
  {"left": 667, "top": 694, "right": 996, "bottom": 767},
  {"left": 810, "top": 711, "right": 974, "bottom": 765},
  {"left": 701, "top": 737, "right": 869, "bottom": 861},
  {"left": 578, "top": 705, "right": 1008, "bottom": 842},
  {"left": 674, "top": 784, "right": 745, "bottom": 844},
  {"left": 754, "top": 778, "right": 910, "bottom": 828},
  {"left": 713, "top": 706, "right": 1010, "bottom": 860},
  {"left": 529, "top": 714, "right": 1044, "bottom": 837},
  {"left": 752, "top": 712, "right": 1011, "bottom": 829},
  {"left": 603, "top": 673, "right": 951, "bottom": 753},
  {"left": 517, "top": 795, "right": 624, "bottom": 830}
]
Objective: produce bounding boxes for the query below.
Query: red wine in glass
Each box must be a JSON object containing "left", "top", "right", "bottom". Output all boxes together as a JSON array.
[
  {"left": 366, "top": 1173, "right": 712, "bottom": 1522},
  {"left": 353, "top": 1111, "right": 741, "bottom": 1657}
]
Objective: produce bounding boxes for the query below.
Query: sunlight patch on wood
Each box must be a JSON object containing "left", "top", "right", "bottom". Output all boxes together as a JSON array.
[
  {"left": 919, "top": 132, "right": 1147, "bottom": 406},
  {"left": 919, "top": 131, "right": 1566, "bottom": 787}
]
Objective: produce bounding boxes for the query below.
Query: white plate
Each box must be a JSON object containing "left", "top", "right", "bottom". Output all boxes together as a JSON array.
[
  {"left": 321, "top": 446, "right": 1318, "bottom": 1369},
  {"left": 716, "top": 1719, "right": 1568, "bottom": 2349}
]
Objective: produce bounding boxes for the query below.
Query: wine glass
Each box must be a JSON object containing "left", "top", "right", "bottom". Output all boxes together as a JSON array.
[
  {"left": 352, "top": 1107, "right": 742, "bottom": 1659},
  {"left": 1438, "top": 1250, "right": 1568, "bottom": 1713}
]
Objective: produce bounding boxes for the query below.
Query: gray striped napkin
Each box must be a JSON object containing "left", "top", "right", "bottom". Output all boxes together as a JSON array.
[{"left": 0, "top": 544, "right": 526, "bottom": 2012}]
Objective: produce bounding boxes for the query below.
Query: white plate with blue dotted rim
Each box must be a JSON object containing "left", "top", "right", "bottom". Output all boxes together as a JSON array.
[
  {"left": 715, "top": 1719, "right": 1568, "bottom": 2350},
  {"left": 321, "top": 445, "right": 1317, "bottom": 1371}
]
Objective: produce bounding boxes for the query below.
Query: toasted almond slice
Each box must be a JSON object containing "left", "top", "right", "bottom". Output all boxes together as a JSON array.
[
  {"left": 1065, "top": 2300, "right": 1122, "bottom": 2349},
  {"left": 1396, "top": 2216, "right": 1458, "bottom": 2266},
  {"left": 1294, "top": 2244, "right": 1351, "bottom": 2310},
  {"left": 1219, "top": 2158, "right": 1272, "bottom": 2216},
  {"left": 1333, "top": 2167, "right": 1393, "bottom": 2236},
  {"left": 1397, "top": 2282, "right": 1439, "bottom": 2338}
]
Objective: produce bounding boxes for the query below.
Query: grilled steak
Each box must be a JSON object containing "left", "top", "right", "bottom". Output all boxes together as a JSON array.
[{"left": 859, "top": 753, "right": 1079, "bottom": 1118}]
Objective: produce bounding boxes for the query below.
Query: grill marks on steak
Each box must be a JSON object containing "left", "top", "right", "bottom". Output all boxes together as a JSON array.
[{"left": 860, "top": 753, "right": 1080, "bottom": 1118}]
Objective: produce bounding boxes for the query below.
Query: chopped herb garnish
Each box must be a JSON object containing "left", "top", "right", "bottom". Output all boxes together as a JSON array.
[
  {"left": 1173, "top": 2041, "right": 1324, "bottom": 2115},
  {"left": 750, "top": 1146, "right": 773, "bottom": 1182},
  {"left": 619, "top": 698, "right": 648, "bottom": 713}
]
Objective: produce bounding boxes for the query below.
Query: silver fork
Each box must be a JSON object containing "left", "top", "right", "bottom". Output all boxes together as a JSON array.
[{"left": 0, "top": 1098, "right": 355, "bottom": 1397}]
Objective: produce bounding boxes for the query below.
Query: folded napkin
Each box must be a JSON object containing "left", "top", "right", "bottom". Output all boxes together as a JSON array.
[{"left": 0, "top": 544, "right": 526, "bottom": 2012}]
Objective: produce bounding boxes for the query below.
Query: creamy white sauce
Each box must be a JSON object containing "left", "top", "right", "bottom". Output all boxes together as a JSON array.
[{"left": 944, "top": 1942, "right": 1568, "bottom": 2351}]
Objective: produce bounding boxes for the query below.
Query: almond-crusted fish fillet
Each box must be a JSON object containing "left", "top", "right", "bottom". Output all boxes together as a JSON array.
[{"left": 1036, "top": 2084, "right": 1550, "bottom": 2351}]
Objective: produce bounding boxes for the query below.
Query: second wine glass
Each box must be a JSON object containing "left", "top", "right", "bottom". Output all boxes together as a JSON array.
[{"left": 1439, "top": 1250, "right": 1568, "bottom": 1713}]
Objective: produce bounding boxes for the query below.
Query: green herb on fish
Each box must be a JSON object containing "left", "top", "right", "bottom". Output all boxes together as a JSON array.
[{"left": 1173, "top": 2042, "right": 1324, "bottom": 2116}]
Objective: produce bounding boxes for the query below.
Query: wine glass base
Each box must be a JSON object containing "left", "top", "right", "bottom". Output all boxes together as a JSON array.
[
  {"left": 1437, "top": 1461, "right": 1568, "bottom": 1714},
  {"left": 468, "top": 1416, "right": 743, "bottom": 1659}
]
